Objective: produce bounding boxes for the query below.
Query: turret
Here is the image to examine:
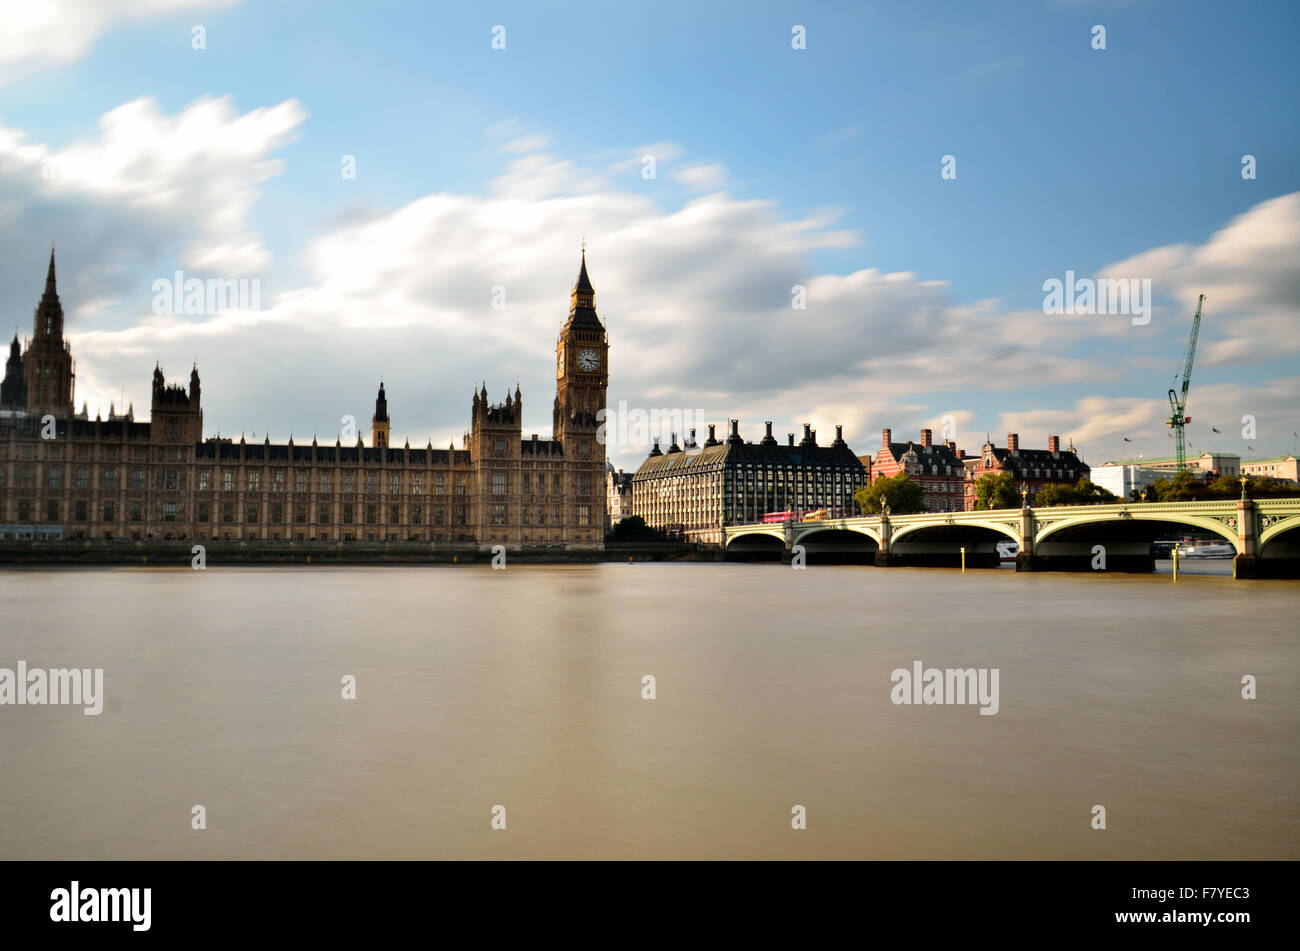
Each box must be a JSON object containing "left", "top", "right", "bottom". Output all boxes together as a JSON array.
[{"left": 371, "top": 381, "right": 390, "bottom": 448}]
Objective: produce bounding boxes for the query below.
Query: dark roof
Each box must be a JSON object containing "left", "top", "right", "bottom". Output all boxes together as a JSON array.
[
  {"left": 885, "top": 440, "right": 965, "bottom": 475},
  {"left": 983, "top": 445, "right": 1090, "bottom": 478},
  {"left": 634, "top": 437, "right": 864, "bottom": 478},
  {"left": 521, "top": 438, "right": 563, "bottom": 456},
  {"left": 574, "top": 251, "right": 594, "bottom": 295},
  {"left": 566, "top": 251, "right": 603, "bottom": 329}
]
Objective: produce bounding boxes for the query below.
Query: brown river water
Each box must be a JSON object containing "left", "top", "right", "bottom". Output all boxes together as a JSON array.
[{"left": 0, "top": 561, "right": 1295, "bottom": 859}]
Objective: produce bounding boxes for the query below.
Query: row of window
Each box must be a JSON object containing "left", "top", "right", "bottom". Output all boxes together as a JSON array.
[
  {"left": 1, "top": 466, "right": 609, "bottom": 496},
  {"left": 7, "top": 500, "right": 595, "bottom": 528}
]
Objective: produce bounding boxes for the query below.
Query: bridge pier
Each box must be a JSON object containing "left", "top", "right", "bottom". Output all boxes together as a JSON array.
[
  {"left": 1014, "top": 506, "right": 1035, "bottom": 571},
  {"left": 1233, "top": 498, "right": 1258, "bottom": 579}
]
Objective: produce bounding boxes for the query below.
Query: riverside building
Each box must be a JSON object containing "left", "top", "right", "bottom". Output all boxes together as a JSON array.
[
  {"left": 630, "top": 421, "right": 868, "bottom": 544},
  {"left": 0, "top": 249, "right": 609, "bottom": 550}
]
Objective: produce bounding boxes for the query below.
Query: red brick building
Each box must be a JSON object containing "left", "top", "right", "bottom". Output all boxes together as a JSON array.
[
  {"left": 963, "top": 433, "right": 1089, "bottom": 510},
  {"left": 862, "top": 428, "right": 968, "bottom": 513}
]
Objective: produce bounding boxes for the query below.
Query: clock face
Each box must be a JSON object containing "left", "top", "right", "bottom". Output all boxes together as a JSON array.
[{"left": 577, "top": 348, "right": 600, "bottom": 371}]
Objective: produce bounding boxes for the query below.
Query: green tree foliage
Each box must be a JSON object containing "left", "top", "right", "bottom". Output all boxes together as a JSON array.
[
  {"left": 1144, "top": 472, "right": 1300, "bottom": 502},
  {"left": 607, "top": 515, "right": 669, "bottom": 541},
  {"left": 1034, "top": 478, "right": 1118, "bottom": 506},
  {"left": 854, "top": 471, "right": 925, "bottom": 515},
  {"left": 973, "top": 472, "right": 1019, "bottom": 509}
]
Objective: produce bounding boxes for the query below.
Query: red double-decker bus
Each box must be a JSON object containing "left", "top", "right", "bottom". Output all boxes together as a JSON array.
[{"left": 761, "top": 510, "right": 797, "bottom": 523}]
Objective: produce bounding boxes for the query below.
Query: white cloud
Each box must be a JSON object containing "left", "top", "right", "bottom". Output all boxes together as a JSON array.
[
  {"left": 0, "top": 94, "right": 306, "bottom": 320},
  {"left": 672, "top": 163, "right": 727, "bottom": 191},
  {"left": 0, "top": 0, "right": 241, "bottom": 86},
  {"left": 7, "top": 99, "right": 1298, "bottom": 469}
]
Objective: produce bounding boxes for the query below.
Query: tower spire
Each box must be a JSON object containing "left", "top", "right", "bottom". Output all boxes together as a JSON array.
[
  {"left": 574, "top": 244, "right": 594, "bottom": 296},
  {"left": 33, "top": 245, "right": 65, "bottom": 339}
]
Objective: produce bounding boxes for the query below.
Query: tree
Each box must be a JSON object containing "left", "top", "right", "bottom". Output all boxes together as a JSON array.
[
  {"left": 1140, "top": 470, "right": 1300, "bottom": 503},
  {"left": 854, "top": 471, "right": 925, "bottom": 515},
  {"left": 1150, "top": 469, "right": 1202, "bottom": 502},
  {"left": 973, "top": 472, "right": 1018, "bottom": 509},
  {"left": 1035, "top": 477, "right": 1118, "bottom": 506},
  {"left": 607, "top": 515, "right": 666, "bottom": 541}
]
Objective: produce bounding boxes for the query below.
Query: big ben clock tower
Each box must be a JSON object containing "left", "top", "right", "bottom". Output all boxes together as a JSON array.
[
  {"left": 554, "top": 247, "right": 608, "bottom": 444},
  {"left": 553, "top": 247, "right": 608, "bottom": 547}
]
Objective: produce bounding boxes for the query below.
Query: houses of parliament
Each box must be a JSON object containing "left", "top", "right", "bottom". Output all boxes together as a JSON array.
[{"left": 0, "top": 249, "right": 609, "bottom": 549}]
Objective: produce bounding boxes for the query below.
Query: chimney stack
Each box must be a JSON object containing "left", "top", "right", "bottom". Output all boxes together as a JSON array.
[
  {"left": 957, "top": 449, "right": 966, "bottom": 460},
  {"left": 921, "top": 428, "right": 932, "bottom": 448},
  {"left": 882, "top": 428, "right": 891, "bottom": 449},
  {"left": 730, "top": 419, "right": 739, "bottom": 437},
  {"left": 788, "top": 433, "right": 795, "bottom": 446},
  {"left": 1048, "top": 435, "right": 1060, "bottom": 454},
  {"left": 1008, "top": 433, "right": 1019, "bottom": 452}
]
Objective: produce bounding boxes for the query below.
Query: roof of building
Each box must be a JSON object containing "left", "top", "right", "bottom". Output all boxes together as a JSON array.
[
  {"left": 567, "top": 250, "right": 603, "bottom": 329},
  {"left": 982, "top": 444, "right": 1089, "bottom": 478},
  {"left": 1101, "top": 451, "right": 1241, "bottom": 466},
  {"left": 879, "top": 439, "right": 965, "bottom": 476},
  {"left": 633, "top": 433, "right": 863, "bottom": 478}
]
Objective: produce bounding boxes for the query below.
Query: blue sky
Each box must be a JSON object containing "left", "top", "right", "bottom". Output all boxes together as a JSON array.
[{"left": 1, "top": 0, "right": 1298, "bottom": 469}]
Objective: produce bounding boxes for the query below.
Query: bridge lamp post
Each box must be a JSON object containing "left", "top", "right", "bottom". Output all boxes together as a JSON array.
[
  {"left": 1240, "top": 476, "right": 1249, "bottom": 500},
  {"left": 1019, "top": 482, "right": 1030, "bottom": 508}
]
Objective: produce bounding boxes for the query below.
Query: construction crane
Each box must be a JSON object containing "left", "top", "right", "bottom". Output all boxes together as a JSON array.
[{"left": 1167, "top": 294, "right": 1206, "bottom": 472}]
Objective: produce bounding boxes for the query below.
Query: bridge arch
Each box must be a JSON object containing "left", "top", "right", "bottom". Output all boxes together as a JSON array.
[
  {"left": 1034, "top": 512, "right": 1239, "bottom": 550},
  {"left": 890, "top": 519, "right": 1020, "bottom": 546},
  {"left": 795, "top": 523, "right": 882, "bottom": 546},
  {"left": 723, "top": 528, "right": 786, "bottom": 547},
  {"left": 1259, "top": 516, "right": 1300, "bottom": 552}
]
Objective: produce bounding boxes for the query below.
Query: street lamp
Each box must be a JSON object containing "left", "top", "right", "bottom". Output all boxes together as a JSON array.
[
  {"left": 1240, "top": 476, "right": 1249, "bottom": 500},
  {"left": 1019, "top": 482, "right": 1029, "bottom": 508}
]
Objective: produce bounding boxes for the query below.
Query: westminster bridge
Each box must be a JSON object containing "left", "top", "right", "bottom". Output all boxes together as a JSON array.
[{"left": 721, "top": 498, "right": 1300, "bottom": 578}]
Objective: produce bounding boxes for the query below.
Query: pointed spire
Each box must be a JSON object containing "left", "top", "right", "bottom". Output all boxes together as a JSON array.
[
  {"left": 574, "top": 245, "right": 594, "bottom": 295},
  {"left": 32, "top": 244, "right": 66, "bottom": 339}
]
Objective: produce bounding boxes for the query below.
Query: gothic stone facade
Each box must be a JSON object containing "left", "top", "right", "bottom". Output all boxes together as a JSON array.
[{"left": 0, "top": 250, "right": 609, "bottom": 550}]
